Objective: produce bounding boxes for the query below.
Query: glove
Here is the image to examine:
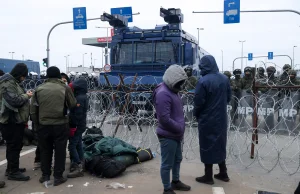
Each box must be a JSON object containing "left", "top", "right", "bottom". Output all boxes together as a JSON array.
[{"left": 69, "top": 127, "right": 77, "bottom": 137}]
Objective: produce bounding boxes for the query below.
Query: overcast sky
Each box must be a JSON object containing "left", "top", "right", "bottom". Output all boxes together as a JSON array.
[{"left": 1, "top": 0, "right": 300, "bottom": 73}]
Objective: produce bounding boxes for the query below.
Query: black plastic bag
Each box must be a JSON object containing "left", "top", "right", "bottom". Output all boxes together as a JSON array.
[
  {"left": 112, "top": 155, "right": 137, "bottom": 167},
  {"left": 86, "top": 155, "right": 126, "bottom": 178},
  {"left": 136, "top": 148, "right": 153, "bottom": 163}
]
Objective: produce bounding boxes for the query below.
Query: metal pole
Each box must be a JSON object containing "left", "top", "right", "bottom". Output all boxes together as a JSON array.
[
  {"left": 239, "top": 40, "right": 246, "bottom": 70},
  {"left": 64, "top": 56, "right": 67, "bottom": 73},
  {"left": 102, "top": 48, "right": 104, "bottom": 69},
  {"left": 105, "top": 28, "right": 109, "bottom": 65},
  {"left": 82, "top": 53, "right": 87, "bottom": 72},
  {"left": 192, "top": 9, "right": 300, "bottom": 16},
  {"left": 197, "top": 28, "right": 199, "bottom": 45},
  {"left": 46, "top": 17, "right": 100, "bottom": 67},
  {"left": 22, "top": 55, "right": 24, "bottom": 61}
]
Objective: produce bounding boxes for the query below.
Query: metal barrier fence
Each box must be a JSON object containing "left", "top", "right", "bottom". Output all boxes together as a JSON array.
[{"left": 22, "top": 76, "right": 300, "bottom": 175}]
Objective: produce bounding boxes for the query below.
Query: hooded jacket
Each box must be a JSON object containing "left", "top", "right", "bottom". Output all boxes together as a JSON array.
[
  {"left": 153, "top": 65, "right": 188, "bottom": 141},
  {"left": 69, "top": 78, "right": 88, "bottom": 131},
  {"left": 0, "top": 73, "right": 30, "bottom": 124},
  {"left": 194, "top": 55, "right": 231, "bottom": 164}
]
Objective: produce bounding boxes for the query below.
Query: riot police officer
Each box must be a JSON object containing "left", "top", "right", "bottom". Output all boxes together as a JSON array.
[
  {"left": 279, "top": 64, "right": 292, "bottom": 83},
  {"left": 183, "top": 66, "right": 197, "bottom": 91},
  {"left": 256, "top": 67, "right": 267, "bottom": 79},
  {"left": 242, "top": 66, "right": 254, "bottom": 93}
]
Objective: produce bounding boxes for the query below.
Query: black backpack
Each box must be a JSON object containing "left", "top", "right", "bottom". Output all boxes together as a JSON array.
[{"left": 87, "top": 155, "right": 126, "bottom": 178}]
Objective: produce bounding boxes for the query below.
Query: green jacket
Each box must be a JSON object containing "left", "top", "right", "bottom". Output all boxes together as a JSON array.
[
  {"left": 0, "top": 74, "right": 30, "bottom": 124},
  {"left": 184, "top": 76, "right": 198, "bottom": 91},
  {"left": 30, "top": 78, "right": 76, "bottom": 126}
]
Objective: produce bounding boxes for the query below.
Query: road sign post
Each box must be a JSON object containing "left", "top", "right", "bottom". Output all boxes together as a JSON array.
[
  {"left": 73, "top": 7, "right": 87, "bottom": 30},
  {"left": 224, "top": 0, "right": 240, "bottom": 24},
  {"left": 111, "top": 7, "right": 133, "bottom": 22},
  {"left": 248, "top": 53, "right": 253, "bottom": 61},
  {"left": 268, "top": 52, "right": 273, "bottom": 60}
]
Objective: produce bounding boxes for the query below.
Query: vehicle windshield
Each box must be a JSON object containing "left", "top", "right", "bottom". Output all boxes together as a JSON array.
[{"left": 115, "top": 41, "right": 176, "bottom": 64}]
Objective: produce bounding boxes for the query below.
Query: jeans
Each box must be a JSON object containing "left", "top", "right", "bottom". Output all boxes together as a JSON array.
[
  {"left": 159, "top": 138, "right": 182, "bottom": 190},
  {"left": 38, "top": 124, "right": 68, "bottom": 178},
  {"left": 0, "top": 123, "right": 25, "bottom": 173},
  {"left": 68, "top": 131, "right": 84, "bottom": 164}
]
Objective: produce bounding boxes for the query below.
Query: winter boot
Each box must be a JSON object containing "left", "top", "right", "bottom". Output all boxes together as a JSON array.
[
  {"left": 195, "top": 164, "right": 214, "bottom": 185},
  {"left": 54, "top": 177, "right": 67, "bottom": 186},
  {"left": 171, "top": 180, "right": 191, "bottom": 191},
  {"left": 214, "top": 161, "right": 230, "bottom": 182},
  {"left": 23, "top": 137, "right": 30, "bottom": 146},
  {"left": 163, "top": 189, "right": 176, "bottom": 194},
  {"left": 67, "top": 163, "right": 84, "bottom": 178},
  {"left": 5, "top": 168, "right": 26, "bottom": 176},
  {"left": 8, "top": 172, "right": 30, "bottom": 181}
]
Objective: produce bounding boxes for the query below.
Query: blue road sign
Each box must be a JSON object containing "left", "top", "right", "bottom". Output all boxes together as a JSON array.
[
  {"left": 248, "top": 53, "right": 253, "bottom": 61},
  {"left": 224, "top": 0, "right": 240, "bottom": 24},
  {"left": 268, "top": 52, "right": 273, "bottom": 60},
  {"left": 73, "top": 7, "right": 87, "bottom": 30},
  {"left": 111, "top": 7, "right": 133, "bottom": 22}
]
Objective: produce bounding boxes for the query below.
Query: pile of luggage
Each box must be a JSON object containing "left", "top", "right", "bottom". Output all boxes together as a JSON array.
[{"left": 83, "top": 126, "right": 154, "bottom": 178}]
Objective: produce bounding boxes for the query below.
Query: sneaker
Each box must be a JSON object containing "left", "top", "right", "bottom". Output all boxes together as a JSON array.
[
  {"left": 163, "top": 189, "right": 176, "bottom": 194},
  {"left": 214, "top": 173, "right": 230, "bottom": 182},
  {"left": 5, "top": 168, "right": 26, "bottom": 176},
  {"left": 0, "top": 181, "right": 5, "bottom": 188},
  {"left": 39, "top": 176, "right": 50, "bottom": 183},
  {"left": 53, "top": 177, "right": 67, "bottom": 186},
  {"left": 171, "top": 180, "right": 191, "bottom": 191},
  {"left": 8, "top": 172, "right": 30, "bottom": 181}
]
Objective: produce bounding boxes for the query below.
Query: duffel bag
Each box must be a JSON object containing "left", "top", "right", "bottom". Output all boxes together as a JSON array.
[{"left": 136, "top": 148, "right": 153, "bottom": 163}]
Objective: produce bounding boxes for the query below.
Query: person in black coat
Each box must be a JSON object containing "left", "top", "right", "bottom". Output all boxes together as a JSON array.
[
  {"left": 67, "top": 78, "right": 88, "bottom": 178},
  {"left": 193, "top": 55, "right": 232, "bottom": 185}
]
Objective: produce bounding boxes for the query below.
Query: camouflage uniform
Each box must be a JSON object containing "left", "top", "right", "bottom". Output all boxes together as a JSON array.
[
  {"left": 183, "top": 67, "right": 197, "bottom": 91},
  {"left": 223, "top": 71, "right": 234, "bottom": 90},
  {"left": 232, "top": 69, "right": 243, "bottom": 94},
  {"left": 279, "top": 64, "right": 292, "bottom": 83},
  {"left": 256, "top": 67, "right": 267, "bottom": 80},
  {"left": 242, "top": 66, "right": 254, "bottom": 93},
  {"left": 257, "top": 66, "right": 278, "bottom": 93},
  {"left": 282, "top": 70, "right": 300, "bottom": 92}
]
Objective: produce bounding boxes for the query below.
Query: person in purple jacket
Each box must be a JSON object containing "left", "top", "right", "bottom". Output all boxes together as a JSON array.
[{"left": 153, "top": 65, "right": 191, "bottom": 194}]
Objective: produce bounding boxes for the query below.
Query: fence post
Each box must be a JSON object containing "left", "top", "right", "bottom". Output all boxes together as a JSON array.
[{"left": 251, "top": 72, "right": 259, "bottom": 159}]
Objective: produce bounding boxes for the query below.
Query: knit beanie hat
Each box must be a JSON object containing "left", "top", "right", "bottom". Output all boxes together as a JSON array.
[
  {"left": 10, "top": 63, "right": 28, "bottom": 80},
  {"left": 47, "top": 66, "right": 61, "bottom": 79}
]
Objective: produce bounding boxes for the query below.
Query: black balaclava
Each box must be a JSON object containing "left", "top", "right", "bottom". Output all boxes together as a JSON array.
[
  {"left": 47, "top": 66, "right": 61, "bottom": 79},
  {"left": 10, "top": 63, "right": 28, "bottom": 82}
]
